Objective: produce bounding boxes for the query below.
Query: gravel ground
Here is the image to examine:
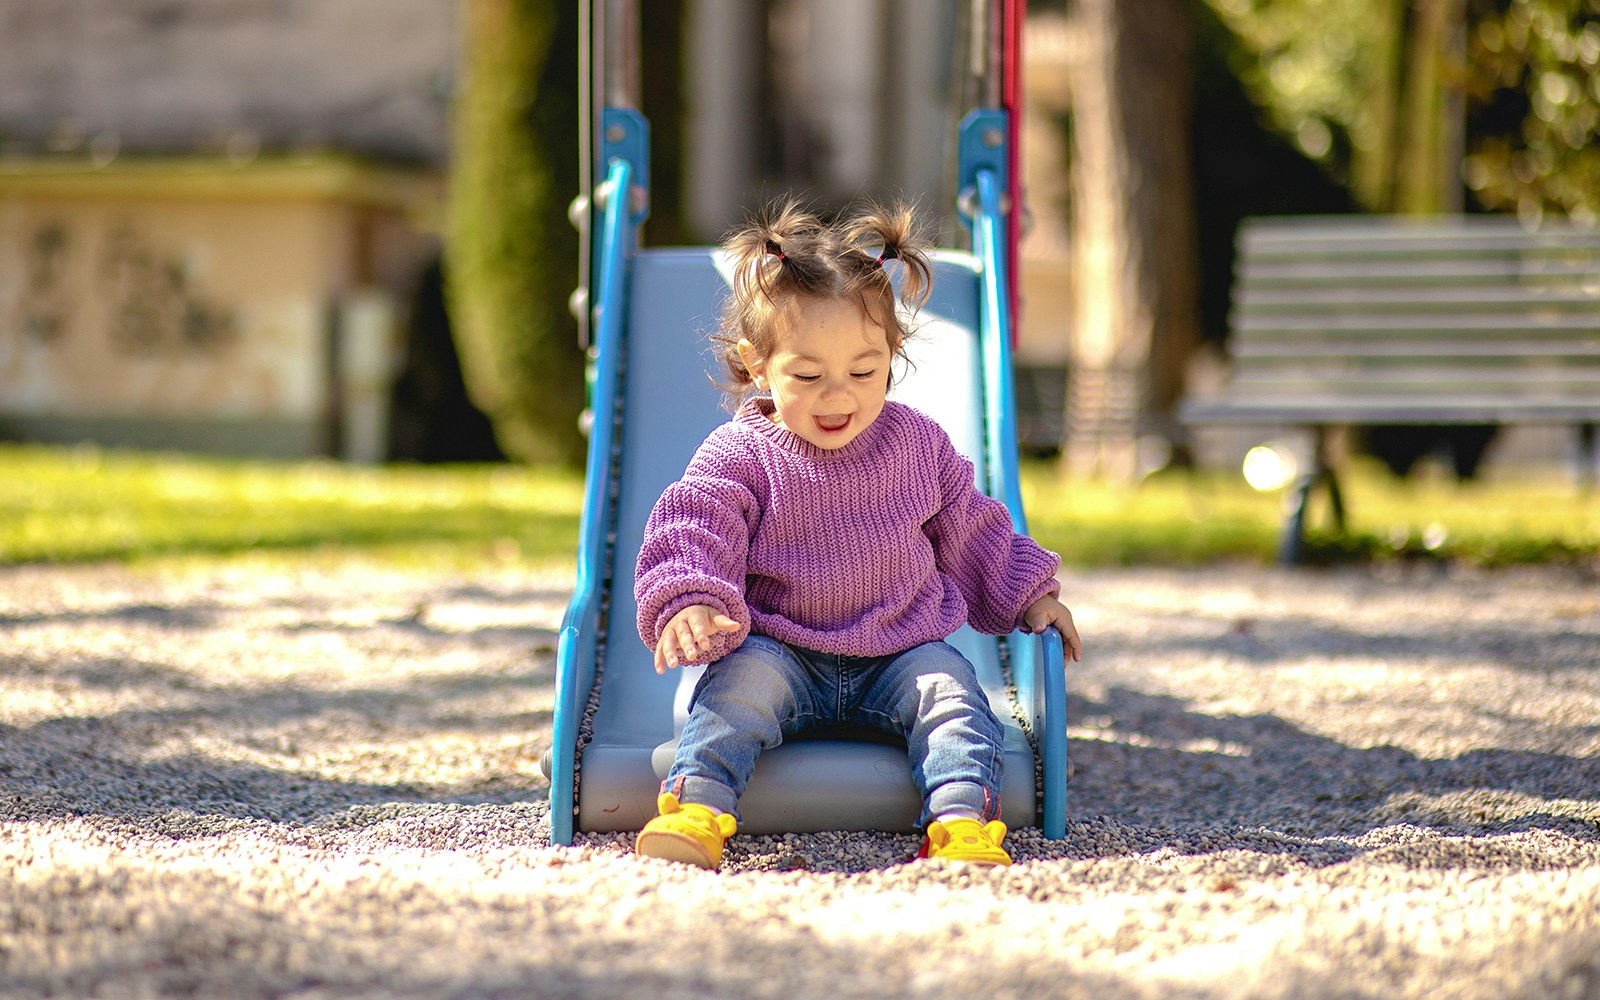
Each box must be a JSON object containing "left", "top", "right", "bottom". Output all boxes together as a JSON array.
[{"left": 0, "top": 558, "right": 1597, "bottom": 999}]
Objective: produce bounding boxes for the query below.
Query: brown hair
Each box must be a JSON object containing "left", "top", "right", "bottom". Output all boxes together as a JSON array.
[{"left": 713, "top": 199, "right": 933, "bottom": 407}]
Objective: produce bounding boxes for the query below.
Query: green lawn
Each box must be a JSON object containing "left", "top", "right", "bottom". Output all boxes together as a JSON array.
[
  {"left": 1, "top": 444, "right": 1593, "bottom": 569},
  {"left": 0, "top": 445, "right": 583, "bottom": 569},
  {"left": 1022, "top": 459, "right": 1599, "bottom": 568}
]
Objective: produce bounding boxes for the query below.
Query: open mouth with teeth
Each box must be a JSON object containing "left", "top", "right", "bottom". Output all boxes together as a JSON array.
[{"left": 814, "top": 414, "right": 852, "bottom": 434}]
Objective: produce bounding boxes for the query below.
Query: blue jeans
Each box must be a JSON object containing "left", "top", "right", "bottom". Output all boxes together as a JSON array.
[{"left": 662, "top": 634, "right": 1004, "bottom": 827}]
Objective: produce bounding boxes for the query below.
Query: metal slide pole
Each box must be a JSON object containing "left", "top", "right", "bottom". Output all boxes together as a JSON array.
[{"left": 1002, "top": 0, "right": 1023, "bottom": 341}]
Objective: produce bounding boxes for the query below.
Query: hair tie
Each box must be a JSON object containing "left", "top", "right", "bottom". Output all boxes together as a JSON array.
[
  {"left": 877, "top": 243, "right": 899, "bottom": 264},
  {"left": 765, "top": 238, "right": 786, "bottom": 260}
]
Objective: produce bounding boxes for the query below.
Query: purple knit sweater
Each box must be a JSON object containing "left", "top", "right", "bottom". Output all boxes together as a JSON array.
[{"left": 634, "top": 399, "right": 1061, "bottom": 660}]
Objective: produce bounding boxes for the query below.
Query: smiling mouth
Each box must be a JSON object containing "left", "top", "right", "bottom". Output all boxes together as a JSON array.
[{"left": 814, "top": 414, "right": 852, "bottom": 434}]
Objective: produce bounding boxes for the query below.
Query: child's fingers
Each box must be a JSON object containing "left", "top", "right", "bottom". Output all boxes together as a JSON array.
[
  {"left": 672, "top": 618, "right": 699, "bottom": 663},
  {"left": 688, "top": 611, "right": 722, "bottom": 650},
  {"left": 656, "top": 607, "right": 738, "bottom": 674}
]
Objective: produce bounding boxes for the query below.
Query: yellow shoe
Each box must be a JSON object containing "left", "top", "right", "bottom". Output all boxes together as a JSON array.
[
  {"left": 921, "top": 817, "right": 1011, "bottom": 867},
  {"left": 634, "top": 793, "right": 737, "bottom": 869}
]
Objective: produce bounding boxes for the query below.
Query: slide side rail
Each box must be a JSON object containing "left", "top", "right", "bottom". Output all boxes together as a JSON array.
[
  {"left": 552, "top": 158, "right": 634, "bottom": 845},
  {"left": 973, "top": 165, "right": 1069, "bottom": 840}
]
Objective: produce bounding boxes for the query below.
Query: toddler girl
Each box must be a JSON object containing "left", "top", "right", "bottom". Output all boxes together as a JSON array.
[{"left": 633, "top": 201, "right": 1082, "bottom": 869}]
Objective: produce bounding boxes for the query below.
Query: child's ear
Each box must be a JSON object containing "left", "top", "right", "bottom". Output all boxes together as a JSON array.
[{"left": 736, "top": 339, "right": 766, "bottom": 389}]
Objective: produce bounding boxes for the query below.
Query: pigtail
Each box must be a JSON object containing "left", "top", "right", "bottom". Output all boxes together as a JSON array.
[
  {"left": 713, "top": 199, "right": 838, "bottom": 405},
  {"left": 841, "top": 201, "right": 932, "bottom": 311},
  {"left": 837, "top": 200, "right": 933, "bottom": 357}
]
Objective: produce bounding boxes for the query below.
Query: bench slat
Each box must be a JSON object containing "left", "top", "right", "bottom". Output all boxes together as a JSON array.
[
  {"left": 1234, "top": 338, "right": 1600, "bottom": 358},
  {"left": 1235, "top": 368, "right": 1600, "bottom": 388},
  {"left": 1242, "top": 259, "right": 1600, "bottom": 284},
  {"left": 1233, "top": 313, "right": 1600, "bottom": 333},
  {"left": 1242, "top": 224, "right": 1600, "bottom": 256},
  {"left": 1238, "top": 287, "right": 1600, "bottom": 310},
  {"left": 1182, "top": 398, "right": 1600, "bottom": 424}
]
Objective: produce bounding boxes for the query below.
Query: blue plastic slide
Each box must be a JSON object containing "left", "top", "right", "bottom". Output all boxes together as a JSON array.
[{"left": 546, "top": 113, "right": 1067, "bottom": 846}]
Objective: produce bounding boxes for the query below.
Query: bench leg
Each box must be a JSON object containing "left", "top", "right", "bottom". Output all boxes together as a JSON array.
[
  {"left": 1579, "top": 423, "right": 1597, "bottom": 492},
  {"left": 1277, "top": 427, "right": 1343, "bottom": 565},
  {"left": 1277, "top": 476, "right": 1314, "bottom": 565}
]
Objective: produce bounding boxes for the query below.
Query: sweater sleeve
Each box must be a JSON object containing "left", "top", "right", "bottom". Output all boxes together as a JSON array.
[
  {"left": 633, "top": 433, "right": 759, "bottom": 659},
  {"left": 924, "top": 433, "right": 1061, "bottom": 636}
]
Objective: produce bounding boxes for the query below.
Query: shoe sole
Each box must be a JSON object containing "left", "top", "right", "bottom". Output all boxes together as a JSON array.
[
  {"left": 635, "top": 830, "right": 719, "bottom": 868},
  {"left": 928, "top": 855, "right": 1011, "bottom": 867}
]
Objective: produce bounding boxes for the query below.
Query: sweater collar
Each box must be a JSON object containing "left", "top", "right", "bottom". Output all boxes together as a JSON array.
[{"left": 735, "top": 397, "right": 898, "bottom": 460}]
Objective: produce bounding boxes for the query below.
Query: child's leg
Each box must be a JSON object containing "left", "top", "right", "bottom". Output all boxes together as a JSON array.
[
  {"left": 852, "top": 641, "right": 1006, "bottom": 826},
  {"left": 637, "top": 635, "right": 820, "bottom": 867},
  {"left": 851, "top": 642, "right": 1011, "bottom": 866},
  {"left": 662, "top": 634, "right": 821, "bottom": 815}
]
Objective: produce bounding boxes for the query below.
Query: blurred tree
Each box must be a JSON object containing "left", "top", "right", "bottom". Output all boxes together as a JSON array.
[
  {"left": 1204, "top": 0, "right": 1468, "bottom": 213},
  {"left": 1464, "top": 0, "right": 1600, "bottom": 220},
  {"left": 1206, "top": 0, "right": 1599, "bottom": 219},
  {"left": 1191, "top": 5, "right": 1357, "bottom": 347},
  {"left": 446, "top": 0, "right": 585, "bottom": 465},
  {"left": 1065, "top": 0, "right": 1202, "bottom": 479}
]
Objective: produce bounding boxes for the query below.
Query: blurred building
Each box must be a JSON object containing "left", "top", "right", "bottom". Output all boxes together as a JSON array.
[
  {"left": 1, "top": 1, "right": 1083, "bottom": 461},
  {"left": 0, "top": 0, "right": 454, "bottom": 460}
]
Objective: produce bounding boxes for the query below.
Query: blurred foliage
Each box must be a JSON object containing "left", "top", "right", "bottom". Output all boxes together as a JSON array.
[
  {"left": 1191, "top": 5, "right": 1357, "bottom": 345},
  {"left": 2, "top": 446, "right": 1591, "bottom": 572},
  {"left": 445, "top": 0, "right": 585, "bottom": 466},
  {"left": 1203, "top": 0, "right": 1600, "bottom": 218},
  {"left": 1465, "top": 0, "right": 1600, "bottom": 220},
  {"left": 1203, "top": 0, "right": 1406, "bottom": 208},
  {"left": 1203, "top": 0, "right": 1388, "bottom": 177}
]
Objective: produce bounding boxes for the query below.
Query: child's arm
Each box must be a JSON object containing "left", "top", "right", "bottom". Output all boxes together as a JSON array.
[
  {"left": 1022, "top": 594, "right": 1083, "bottom": 662},
  {"left": 922, "top": 427, "right": 1077, "bottom": 653},
  {"left": 925, "top": 453, "right": 1059, "bottom": 633},
  {"left": 654, "top": 605, "right": 742, "bottom": 674},
  {"left": 635, "top": 432, "right": 760, "bottom": 667}
]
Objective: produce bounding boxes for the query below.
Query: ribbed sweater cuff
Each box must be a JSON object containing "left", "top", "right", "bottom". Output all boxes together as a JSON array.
[
  {"left": 1015, "top": 575, "right": 1062, "bottom": 631},
  {"left": 653, "top": 592, "right": 729, "bottom": 642}
]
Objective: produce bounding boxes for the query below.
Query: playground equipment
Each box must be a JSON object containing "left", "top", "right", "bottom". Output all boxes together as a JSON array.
[{"left": 546, "top": 0, "right": 1067, "bottom": 845}]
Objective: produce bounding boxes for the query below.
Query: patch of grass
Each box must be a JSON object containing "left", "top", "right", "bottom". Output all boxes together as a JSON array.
[
  {"left": 3, "top": 445, "right": 1593, "bottom": 570},
  {"left": 0, "top": 445, "right": 583, "bottom": 568},
  {"left": 1022, "top": 465, "right": 1276, "bottom": 566},
  {"left": 1021, "top": 458, "right": 1600, "bottom": 569}
]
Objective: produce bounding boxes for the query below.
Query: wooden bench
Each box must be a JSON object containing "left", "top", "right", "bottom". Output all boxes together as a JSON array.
[{"left": 1180, "top": 215, "right": 1600, "bottom": 563}]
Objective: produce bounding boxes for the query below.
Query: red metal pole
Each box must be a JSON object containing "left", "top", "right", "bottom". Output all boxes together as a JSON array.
[{"left": 1002, "top": 0, "right": 1023, "bottom": 345}]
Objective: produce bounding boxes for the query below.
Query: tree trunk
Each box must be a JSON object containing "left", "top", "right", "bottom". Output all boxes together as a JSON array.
[
  {"left": 1396, "top": 0, "right": 1467, "bottom": 214},
  {"left": 1352, "top": 0, "right": 1404, "bottom": 212},
  {"left": 1065, "top": 0, "right": 1201, "bottom": 480},
  {"left": 446, "top": 0, "right": 585, "bottom": 465}
]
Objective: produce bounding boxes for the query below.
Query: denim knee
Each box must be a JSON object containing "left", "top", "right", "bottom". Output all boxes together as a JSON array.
[
  {"left": 667, "top": 635, "right": 814, "bottom": 816},
  {"left": 858, "top": 641, "right": 1005, "bottom": 824}
]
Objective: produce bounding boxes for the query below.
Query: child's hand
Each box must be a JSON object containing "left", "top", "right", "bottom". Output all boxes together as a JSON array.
[
  {"left": 1022, "top": 595, "right": 1083, "bottom": 663},
  {"left": 655, "top": 604, "right": 742, "bottom": 674}
]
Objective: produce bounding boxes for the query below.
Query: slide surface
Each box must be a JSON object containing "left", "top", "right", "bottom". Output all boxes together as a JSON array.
[{"left": 570, "top": 246, "right": 1043, "bottom": 835}]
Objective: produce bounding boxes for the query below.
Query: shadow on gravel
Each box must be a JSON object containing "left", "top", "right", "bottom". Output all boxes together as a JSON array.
[
  {"left": 0, "top": 647, "right": 555, "bottom": 832},
  {"left": 1125, "top": 616, "right": 1600, "bottom": 673},
  {"left": 0, "top": 586, "right": 571, "bottom": 652},
  {"left": 1064, "top": 686, "right": 1600, "bottom": 864},
  {"left": 0, "top": 603, "right": 226, "bottom": 630}
]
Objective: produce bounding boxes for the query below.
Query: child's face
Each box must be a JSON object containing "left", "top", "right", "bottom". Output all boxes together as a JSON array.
[{"left": 739, "top": 295, "right": 892, "bottom": 451}]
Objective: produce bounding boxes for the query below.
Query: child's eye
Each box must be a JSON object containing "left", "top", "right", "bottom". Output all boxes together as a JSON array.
[
  {"left": 792, "top": 374, "right": 821, "bottom": 383},
  {"left": 851, "top": 370, "right": 877, "bottom": 380}
]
